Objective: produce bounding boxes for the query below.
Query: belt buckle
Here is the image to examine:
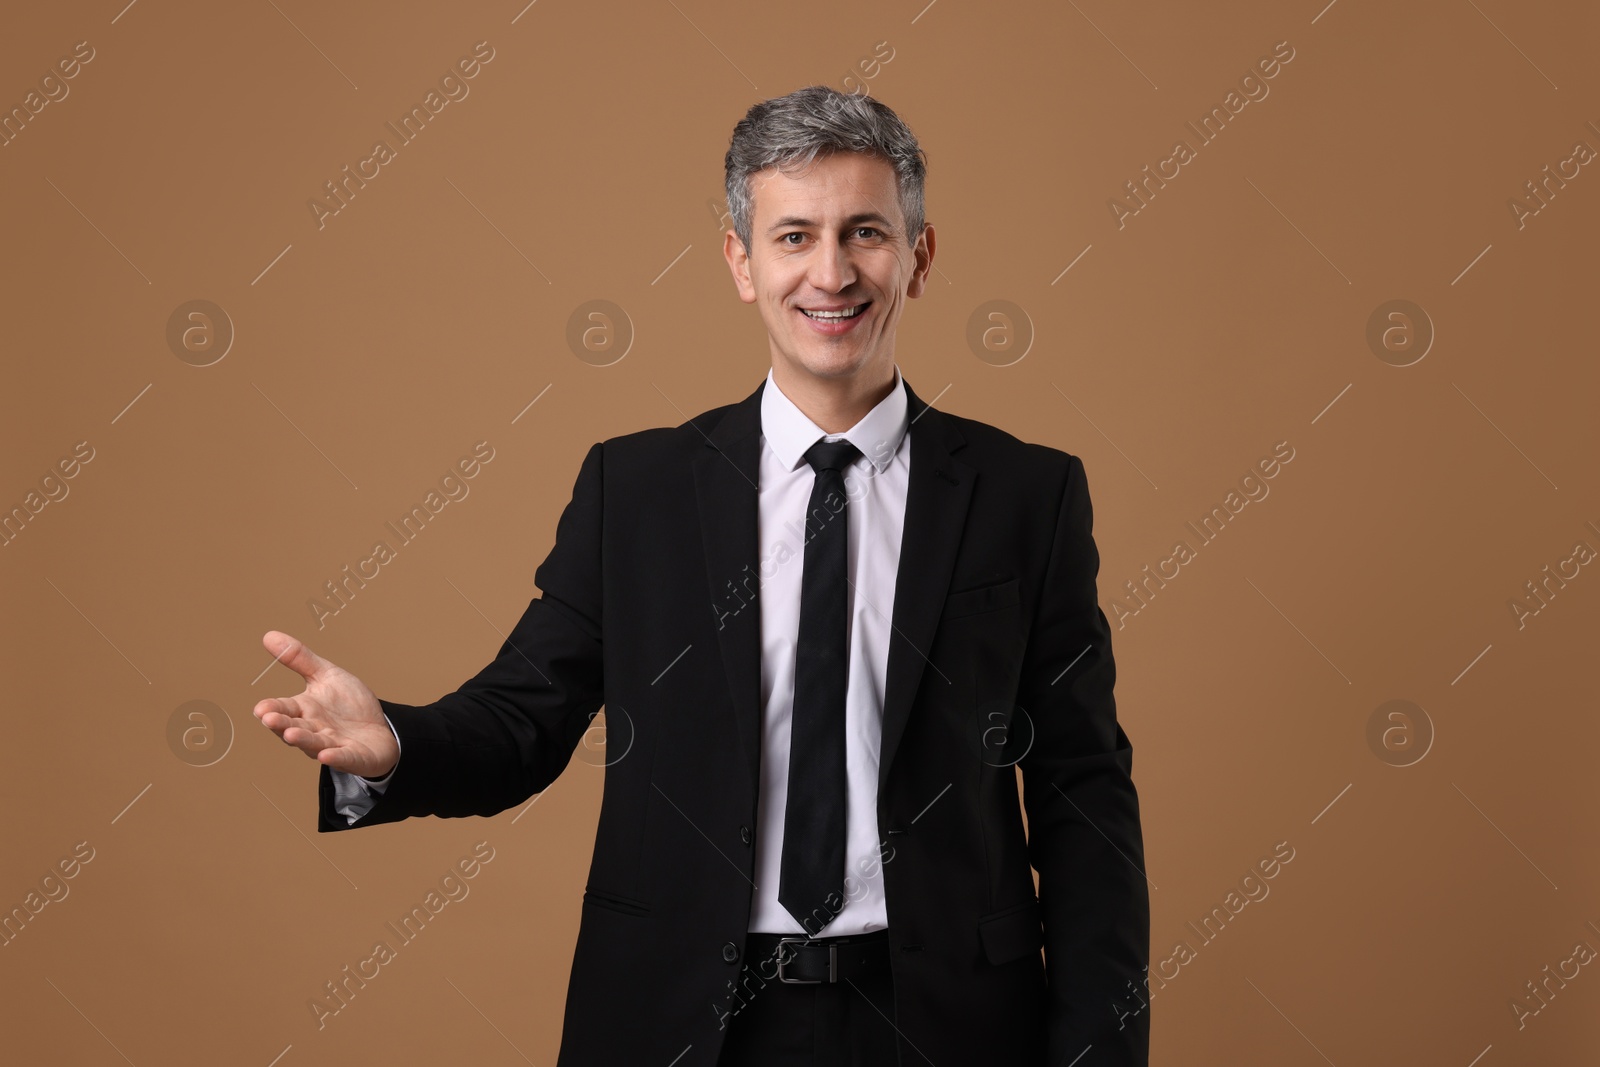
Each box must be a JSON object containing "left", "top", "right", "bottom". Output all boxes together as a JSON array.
[{"left": 775, "top": 937, "right": 835, "bottom": 984}]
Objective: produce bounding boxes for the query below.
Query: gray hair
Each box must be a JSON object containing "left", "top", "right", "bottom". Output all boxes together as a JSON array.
[{"left": 723, "top": 85, "right": 928, "bottom": 254}]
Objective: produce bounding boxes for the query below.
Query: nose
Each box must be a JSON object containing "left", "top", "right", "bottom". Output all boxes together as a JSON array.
[{"left": 807, "top": 233, "right": 856, "bottom": 294}]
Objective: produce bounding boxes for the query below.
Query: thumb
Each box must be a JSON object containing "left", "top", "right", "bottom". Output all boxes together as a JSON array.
[{"left": 261, "top": 630, "right": 335, "bottom": 684}]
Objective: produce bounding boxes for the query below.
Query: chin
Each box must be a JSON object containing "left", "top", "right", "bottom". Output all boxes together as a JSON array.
[{"left": 792, "top": 352, "right": 873, "bottom": 379}]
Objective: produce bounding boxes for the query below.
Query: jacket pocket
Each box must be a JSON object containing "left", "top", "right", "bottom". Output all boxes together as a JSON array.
[
  {"left": 942, "top": 576, "right": 1020, "bottom": 620},
  {"left": 583, "top": 886, "right": 652, "bottom": 917},
  {"left": 977, "top": 897, "right": 1043, "bottom": 965}
]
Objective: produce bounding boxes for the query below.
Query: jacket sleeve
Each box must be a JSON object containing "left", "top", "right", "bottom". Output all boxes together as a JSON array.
[
  {"left": 1015, "top": 453, "right": 1151, "bottom": 1065},
  {"left": 317, "top": 441, "right": 606, "bottom": 833}
]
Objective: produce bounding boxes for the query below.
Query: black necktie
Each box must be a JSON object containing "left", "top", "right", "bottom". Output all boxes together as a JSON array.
[{"left": 778, "top": 438, "right": 861, "bottom": 936}]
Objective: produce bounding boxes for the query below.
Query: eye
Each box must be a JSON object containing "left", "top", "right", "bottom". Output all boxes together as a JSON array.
[
  {"left": 781, "top": 232, "right": 806, "bottom": 245},
  {"left": 855, "top": 227, "right": 882, "bottom": 239}
]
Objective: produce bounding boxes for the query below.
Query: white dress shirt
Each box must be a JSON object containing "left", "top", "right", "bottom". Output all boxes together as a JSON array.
[{"left": 332, "top": 364, "right": 913, "bottom": 938}]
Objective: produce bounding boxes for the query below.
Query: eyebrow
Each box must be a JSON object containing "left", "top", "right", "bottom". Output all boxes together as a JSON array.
[{"left": 765, "top": 212, "right": 895, "bottom": 236}]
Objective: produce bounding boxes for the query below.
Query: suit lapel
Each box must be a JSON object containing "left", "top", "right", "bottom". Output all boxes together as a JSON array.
[
  {"left": 693, "top": 380, "right": 767, "bottom": 796},
  {"left": 692, "top": 374, "right": 975, "bottom": 801},
  {"left": 878, "top": 378, "right": 973, "bottom": 793}
]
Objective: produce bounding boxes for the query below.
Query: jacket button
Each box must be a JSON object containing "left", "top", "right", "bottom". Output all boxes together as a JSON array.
[
  {"left": 722, "top": 941, "right": 739, "bottom": 963},
  {"left": 739, "top": 825, "right": 752, "bottom": 846}
]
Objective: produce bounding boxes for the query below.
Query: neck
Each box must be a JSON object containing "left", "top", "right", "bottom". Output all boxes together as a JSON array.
[{"left": 772, "top": 362, "right": 897, "bottom": 434}]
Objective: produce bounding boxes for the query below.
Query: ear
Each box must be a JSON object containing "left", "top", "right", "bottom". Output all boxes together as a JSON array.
[
  {"left": 906, "top": 222, "right": 936, "bottom": 299},
  {"left": 723, "top": 229, "right": 757, "bottom": 304}
]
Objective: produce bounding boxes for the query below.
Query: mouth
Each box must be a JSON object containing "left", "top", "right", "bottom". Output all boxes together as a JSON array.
[{"left": 797, "top": 301, "right": 871, "bottom": 334}]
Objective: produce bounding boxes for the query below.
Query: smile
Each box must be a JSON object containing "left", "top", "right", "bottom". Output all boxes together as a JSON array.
[{"left": 800, "top": 302, "right": 868, "bottom": 320}]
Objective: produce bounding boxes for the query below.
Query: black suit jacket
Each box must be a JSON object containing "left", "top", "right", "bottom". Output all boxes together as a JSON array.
[{"left": 318, "top": 375, "right": 1150, "bottom": 1065}]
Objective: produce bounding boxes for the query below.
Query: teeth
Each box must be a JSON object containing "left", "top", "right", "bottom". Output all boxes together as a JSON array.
[{"left": 802, "top": 304, "right": 865, "bottom": 320}]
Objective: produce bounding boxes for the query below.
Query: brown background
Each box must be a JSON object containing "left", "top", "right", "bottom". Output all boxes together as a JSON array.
[{"left": 2, "top": 0, "right": 1596, "bottom": 1064}]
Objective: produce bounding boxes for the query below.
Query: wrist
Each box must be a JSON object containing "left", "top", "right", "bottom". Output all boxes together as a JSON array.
[{"left": 359, "top": 714, "right": 402, "bottom": 783}]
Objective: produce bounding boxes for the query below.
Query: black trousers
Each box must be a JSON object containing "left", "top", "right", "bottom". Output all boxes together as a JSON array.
[{"left": 716, "top": 933, "right": 901, "bottom": 1066}]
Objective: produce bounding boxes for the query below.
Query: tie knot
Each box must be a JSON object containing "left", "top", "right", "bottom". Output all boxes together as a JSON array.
[{"left": 803, "top": 438, "right": 861, "bottom": 475}]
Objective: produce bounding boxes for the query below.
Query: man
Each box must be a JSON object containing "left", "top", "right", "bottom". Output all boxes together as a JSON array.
[{"left": 255, "top": 85, "right": 1150, "bottom": 1066}]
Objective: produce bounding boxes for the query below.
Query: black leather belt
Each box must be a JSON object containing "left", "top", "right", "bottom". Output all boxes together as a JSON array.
[{"left": 744, "top": 929, "right": 890, "bottom": 984}]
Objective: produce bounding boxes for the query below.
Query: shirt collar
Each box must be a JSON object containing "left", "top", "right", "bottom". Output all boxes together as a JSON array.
[{"left": 760, "top": 363, "right": 909, "bottom": 474}]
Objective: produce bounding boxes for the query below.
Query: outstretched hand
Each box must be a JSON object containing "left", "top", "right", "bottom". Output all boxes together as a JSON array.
[{"left": 252, "top": 631, "right": 399, "bottom": 778}]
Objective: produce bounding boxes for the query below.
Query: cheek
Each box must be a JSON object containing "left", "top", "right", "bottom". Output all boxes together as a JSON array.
[
  {"left": 876, "top": 281, "right": 905, "bottom": 319},
  {"left": 756, "top": 267, "right": 796, "bottom": 303},
  {"left": 876, "top": 259, "right": 911, "bottom": 299}
]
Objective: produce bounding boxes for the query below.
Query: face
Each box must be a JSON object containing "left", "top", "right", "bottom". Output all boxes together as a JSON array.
[{"left": 724, "top": 150, "right": 934, "bottom": 392}]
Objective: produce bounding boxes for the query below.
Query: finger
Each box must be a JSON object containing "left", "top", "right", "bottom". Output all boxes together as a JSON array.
[
  {"left": 254, "top": 697, "right": 330, "bottom": 744},
  {"left": 254, "top": 711, "right": 300, "bottom": 745},
  {"left": 256, "top": 708, "right": 301, "bottom": 737},
  {"left": 315, "top": 746, "right": 368, "bottom": 775},
  {"left": 263, "top": 716, "right": 337, "bottom": 761},
  {"left": 252, "top": 696, "right": 297, "bottom": 722},
  {"left": 283, "top": 723, "right": 333, "bottom": 754},
  {"left": 253, "top": 698, "right": 315, "bottom": 733},
  {"left": 261, "top": 630, "right": 335, "bottom": 684}
]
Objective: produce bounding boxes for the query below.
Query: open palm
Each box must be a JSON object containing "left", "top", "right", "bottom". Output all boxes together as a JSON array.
[{"left": 252, "top": 630, "right": 399, "bottom": 778}]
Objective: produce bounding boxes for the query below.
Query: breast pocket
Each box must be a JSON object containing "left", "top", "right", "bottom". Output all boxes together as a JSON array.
[
  {"left": 942, "top": 576, "right": 1020, "bottom": 621},
  {"left": 934, "top": 577, "right": 1025, "bottom": 713}
]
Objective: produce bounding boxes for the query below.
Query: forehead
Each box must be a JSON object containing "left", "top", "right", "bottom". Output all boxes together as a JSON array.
[{"left": 748, "top": 151, "right": 900, "bottom": 220}]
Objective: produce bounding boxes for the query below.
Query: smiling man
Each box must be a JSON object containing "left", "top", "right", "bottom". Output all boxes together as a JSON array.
[
  {"left": 724, "top": 138, "right": 930, "bottom": 434},
  {"left": 255, "top": 85, "right": 1149, "bottom": 1066}
]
